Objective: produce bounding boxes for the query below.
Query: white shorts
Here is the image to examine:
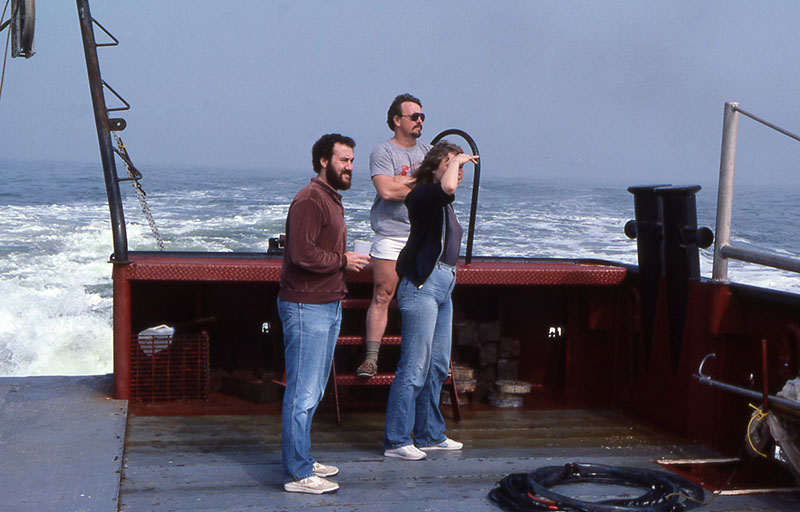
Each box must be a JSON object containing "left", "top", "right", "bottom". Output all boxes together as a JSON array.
[{"left": 370, "top": 234, "right": 408, "bottom": 260}]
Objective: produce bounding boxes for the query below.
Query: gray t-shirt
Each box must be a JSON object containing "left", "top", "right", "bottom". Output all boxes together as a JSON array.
[{"left": 369, "top": 139, "right": 431, "bottom": 236}]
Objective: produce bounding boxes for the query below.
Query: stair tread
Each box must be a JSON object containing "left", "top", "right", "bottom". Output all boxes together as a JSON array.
[
  {"left": 334, "top": 373, "right": 454, "bottom": 386},
  {"left": 337, "top": 335, "right": 401, "bottom": 345},
  {"left": 335, "top": 374, "right": 395, "bottom": 386}
]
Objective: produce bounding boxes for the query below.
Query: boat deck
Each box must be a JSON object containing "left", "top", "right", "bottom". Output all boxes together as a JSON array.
[
  {"left": 120, "top": 403, "right": 800, "bottom": 511},
  {"left": 0, "top": 375, "right": 127, "bottom": 512},
  {"left": 4, "top": 375, "right": 800, "bottom": 511}
]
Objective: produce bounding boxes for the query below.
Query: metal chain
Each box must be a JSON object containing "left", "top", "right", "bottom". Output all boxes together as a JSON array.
[{"left": 113, "top": 133, "right": 166, "bottom": 251}]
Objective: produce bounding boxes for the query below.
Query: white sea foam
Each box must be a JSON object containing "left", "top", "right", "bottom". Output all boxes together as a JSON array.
[{"left": 0, "top": 203, "right": 114, "bottom": 376}]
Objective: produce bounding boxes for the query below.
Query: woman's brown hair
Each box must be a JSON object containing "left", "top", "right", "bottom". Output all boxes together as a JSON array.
[{"left": 414, "top": 141, "right": 464, "bottom": 185}]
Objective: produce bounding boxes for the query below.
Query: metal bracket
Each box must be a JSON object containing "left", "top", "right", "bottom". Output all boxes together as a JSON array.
[
  {"left": 109, "top": 118, "right": 127, "bottom": 131},
  {"left": 102, "top": 80, "right": 130, "bottom": 113},
  {"left": 89, "top": 18, "right": 129, "bottom": 118},
  {"left": 91, "top": 17, "right": 119, "bottom": 47}
]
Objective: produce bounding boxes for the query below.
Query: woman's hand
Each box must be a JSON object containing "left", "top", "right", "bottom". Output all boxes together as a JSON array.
[{"left": 452, "top": 153, "right": 479, "bottom": 167}]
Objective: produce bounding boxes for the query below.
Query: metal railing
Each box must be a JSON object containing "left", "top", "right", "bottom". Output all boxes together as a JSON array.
[{"left": 712, "top": 102, "right": 800, "bottom": 281}]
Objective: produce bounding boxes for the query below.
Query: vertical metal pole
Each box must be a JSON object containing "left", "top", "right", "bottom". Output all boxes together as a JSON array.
[
  {"left": 465, "top": 158, "right": 480, "bottom": 265},
  {"left": 76, "top": 0, "right": 128, "bottom": 263},
  {"left": 112, "top": 264, "right": 131, "bottom": 399},
  {"left": 761, "top": 338, "right": 769, "bottom": 412},
  {"left": 712, "top": 102, "right": 738, "bottom": 282}
]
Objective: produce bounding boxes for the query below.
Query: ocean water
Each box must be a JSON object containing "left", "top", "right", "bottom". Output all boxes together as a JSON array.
[{"left": 1, "top": 159, "right": 799, "bottom": 377}]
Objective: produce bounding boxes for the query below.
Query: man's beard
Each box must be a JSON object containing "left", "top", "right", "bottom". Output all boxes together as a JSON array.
[{"left": 325, "top": 166, "right": 351, "bottom": 190}]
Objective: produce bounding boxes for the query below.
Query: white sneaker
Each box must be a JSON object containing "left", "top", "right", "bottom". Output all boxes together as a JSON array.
[
  {"left": 384, "top": 444, "right": 427, "bottom": 460},
  {"left": 312, "top": 461, "right": 339, "bottom": 477},
  {"left": 283, "top": 475, "right": 339, "bottom": 494},
  {"left": 419, "top": 437, "right": 463, "bottom": 451}
]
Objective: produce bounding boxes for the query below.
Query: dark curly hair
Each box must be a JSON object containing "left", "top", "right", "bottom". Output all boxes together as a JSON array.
[
  {"left": 414, "top": 141, "right": 464, "bottom": 186},
  {"left": 311, "top": 133, "right": 356, "bottom": 174},
  {"left": 386, "top": 93, "right": 422, "bottom": 132}
]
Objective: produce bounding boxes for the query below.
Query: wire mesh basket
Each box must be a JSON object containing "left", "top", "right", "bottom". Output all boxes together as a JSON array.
[{"left": 130, "top": 331, "right": 210, "bottom": 402}]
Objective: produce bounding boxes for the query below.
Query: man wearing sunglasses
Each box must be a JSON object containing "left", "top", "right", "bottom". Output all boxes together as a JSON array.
[{"left": 357, "top": 93, "right": 431, "bottom": 378}]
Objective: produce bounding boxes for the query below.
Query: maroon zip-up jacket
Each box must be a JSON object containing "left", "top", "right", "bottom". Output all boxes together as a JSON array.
[{"left": 278, "top": 177, "right": 348, "bottom": 304}]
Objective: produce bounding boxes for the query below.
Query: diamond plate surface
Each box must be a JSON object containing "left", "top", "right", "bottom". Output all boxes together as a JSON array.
[{"left": 118, "top": 256, "right": 626, "bottom": 286}]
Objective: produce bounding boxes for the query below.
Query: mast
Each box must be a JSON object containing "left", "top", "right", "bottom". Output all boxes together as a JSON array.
[{"left": 76, "top": 0, "right": 128, "bottom": 263}]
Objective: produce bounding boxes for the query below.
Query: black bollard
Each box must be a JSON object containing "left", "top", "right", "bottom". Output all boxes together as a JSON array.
[
  {"left": 267, "top": 234, "right": 286, "bottom": 255},
  {"left": 656, "top": 185, "right": 713, "bottom": 376},
  {"left": 626, "top": 184, "right": 671, "bottom": 365}
]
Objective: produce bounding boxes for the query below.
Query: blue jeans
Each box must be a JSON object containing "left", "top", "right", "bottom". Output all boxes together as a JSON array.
[
  {"left": 277, "top": 297, "right": 341, "bottom": 482},
  {"left": 384, "top": 262, "right": 456, "bottom": 449}
]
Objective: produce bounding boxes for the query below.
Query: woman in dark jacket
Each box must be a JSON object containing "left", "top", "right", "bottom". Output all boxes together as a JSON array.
[{"left": 383, "top": 141, "right": 478, "bottom": 460}]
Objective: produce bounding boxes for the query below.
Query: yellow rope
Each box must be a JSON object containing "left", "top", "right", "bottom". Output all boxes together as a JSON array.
[
  {"left": 746, "top": 403, "right": 769, "bottom": 458},
  {"left": 664, "top": 490, "right": 719, "bottom": 506}
]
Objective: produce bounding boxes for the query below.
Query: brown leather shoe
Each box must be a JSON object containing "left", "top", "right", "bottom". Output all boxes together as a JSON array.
[{"left": 356, "top": 360, "right": 377, "bottom": 378}]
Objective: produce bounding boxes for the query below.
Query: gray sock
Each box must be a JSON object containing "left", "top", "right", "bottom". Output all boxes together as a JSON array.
[{"left": 365, "top": 340, "right": 381, "bottom": 363}]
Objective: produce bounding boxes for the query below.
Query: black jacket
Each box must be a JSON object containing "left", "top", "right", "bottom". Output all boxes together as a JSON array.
[{"left": 396, "top": 182, "right": 455, "bottom": 287}]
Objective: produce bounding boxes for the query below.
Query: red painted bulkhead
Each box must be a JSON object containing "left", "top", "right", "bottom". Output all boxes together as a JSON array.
[{"left": 112, "top": 252, "right": 800, "bottom": 454}]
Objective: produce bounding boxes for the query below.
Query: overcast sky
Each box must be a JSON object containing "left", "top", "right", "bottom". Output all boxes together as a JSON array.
[{"left": 3, "top": 1, "right": 800, "bottom": 186}]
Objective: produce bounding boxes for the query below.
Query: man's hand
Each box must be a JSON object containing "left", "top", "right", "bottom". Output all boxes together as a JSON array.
[{"left": 344, "top": 252, "right": 370, "bottom": 272}]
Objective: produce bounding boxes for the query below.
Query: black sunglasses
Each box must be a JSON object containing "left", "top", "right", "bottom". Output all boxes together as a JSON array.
[{"left": 398, "top": 113, "right": 425, "bottom": 122}]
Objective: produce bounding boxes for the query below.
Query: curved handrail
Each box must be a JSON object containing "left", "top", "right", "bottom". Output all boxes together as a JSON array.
[{"left": 430, "top": 129, "right": 481, "bottom": 264}]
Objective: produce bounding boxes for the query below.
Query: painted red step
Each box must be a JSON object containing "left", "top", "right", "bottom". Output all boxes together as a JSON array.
[
  {"left": 336, "top": 335, "right": 401, "bottom": 345},
  {"left": 335, "top": 374, "right": 454, "bottom": 387}
]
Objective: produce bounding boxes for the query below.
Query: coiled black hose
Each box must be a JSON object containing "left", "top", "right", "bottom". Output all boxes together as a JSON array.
[{"left": 489, "top": 462, "right": 707, "bottom": 512}]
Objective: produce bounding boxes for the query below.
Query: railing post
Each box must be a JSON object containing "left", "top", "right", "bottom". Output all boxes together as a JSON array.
[{"left": 712, "top": 102, "right": 739, "bottom": 282}]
